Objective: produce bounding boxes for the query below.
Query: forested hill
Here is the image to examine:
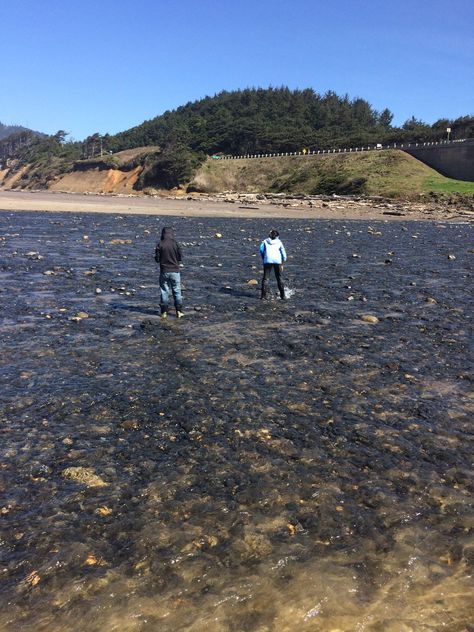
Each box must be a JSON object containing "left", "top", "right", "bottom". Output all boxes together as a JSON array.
[
  {"left": 107, "top": 87, "right": 473, "bottom": 156},
  {"left": 0, "top": 122, "right": 39, "bottom": 141}
]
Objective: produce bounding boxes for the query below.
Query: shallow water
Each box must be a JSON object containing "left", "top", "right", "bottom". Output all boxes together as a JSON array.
[{"left": 0, "top": 211, "right": 473, "bottom": 632}]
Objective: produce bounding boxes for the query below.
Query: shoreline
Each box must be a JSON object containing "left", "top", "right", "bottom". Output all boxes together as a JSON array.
[{"left": 0, "top": 189, "right": 472, "bottom": 222}]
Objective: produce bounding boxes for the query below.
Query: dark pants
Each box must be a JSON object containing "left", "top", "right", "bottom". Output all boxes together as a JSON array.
[{"left": 261, "top": 264, "right": 285, "bottom": 299}]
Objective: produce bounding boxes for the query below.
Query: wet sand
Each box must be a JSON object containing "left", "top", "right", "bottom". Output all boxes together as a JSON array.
[
  {"left": 0, "top": 210, "right": 473, "bottom": 631},
  {"left": 0, "top": 189, "right": 463, "bottom": 221}
]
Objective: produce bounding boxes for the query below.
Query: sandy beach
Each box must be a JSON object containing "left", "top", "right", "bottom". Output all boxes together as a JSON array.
[{"left": 0, "top": 189, "right": 468, "bottom": 221}]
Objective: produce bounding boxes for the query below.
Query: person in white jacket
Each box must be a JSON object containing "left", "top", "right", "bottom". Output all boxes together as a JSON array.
[{"left": 259, "top": 229, "right": 287, "bottom": 300}]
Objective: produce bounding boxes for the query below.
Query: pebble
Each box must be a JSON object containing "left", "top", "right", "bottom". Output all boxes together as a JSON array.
[
  {"left": 360, "top": 314, "right": 379, "bottom": 324},
  {"left": 70, "top": 311, "right": 89, "bottom": 322},
  {"left": 247, "top": 279, "right": 259, "bottom": 285},
  {"left": 61, "top": 467, "right": 108, "bottom": 488},
  {"left": 120, "top": 420, "right": 140, "bottom": 430}
]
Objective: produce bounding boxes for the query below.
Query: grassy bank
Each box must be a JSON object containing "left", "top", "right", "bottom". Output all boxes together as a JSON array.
[{"left": 190, "top": 150, "right": 474, "bottom": 198}]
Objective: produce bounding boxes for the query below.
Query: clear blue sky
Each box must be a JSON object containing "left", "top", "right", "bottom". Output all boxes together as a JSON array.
[{"left": 1, "top": 0, "right": 472, "bottom": 141}]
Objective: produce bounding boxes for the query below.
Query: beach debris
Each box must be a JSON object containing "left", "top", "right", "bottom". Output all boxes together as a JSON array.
[
  {"left": 247, "top": 279, "right": 259, "bottom": 285},
  {"left": 215, "top": 233, "right": 222, "bottom": 238},
  {"left": 447, "top": 254, "right": 456, "bottom": 260}
]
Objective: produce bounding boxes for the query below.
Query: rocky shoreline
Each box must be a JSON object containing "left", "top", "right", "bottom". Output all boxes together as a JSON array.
[{"left": 1, "top": 189, "right": 473, "bottom": 222}]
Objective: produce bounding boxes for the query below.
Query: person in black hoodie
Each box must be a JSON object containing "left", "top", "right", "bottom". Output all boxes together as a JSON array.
[{"left": 155, "top": 227, "right": 184, "bottom": 318}]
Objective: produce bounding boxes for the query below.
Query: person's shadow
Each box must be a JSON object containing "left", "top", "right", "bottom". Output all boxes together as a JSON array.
[
  {"left": 218, "top": 286, "right": 256, "bottom": 298},
  {"left": 110, "top": 301, "right": 158, "bottom": 316}
]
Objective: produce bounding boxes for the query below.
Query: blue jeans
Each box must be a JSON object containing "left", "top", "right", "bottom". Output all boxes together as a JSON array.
[{"left": 160, "top": 272, "right": 182, "bottom": 313}]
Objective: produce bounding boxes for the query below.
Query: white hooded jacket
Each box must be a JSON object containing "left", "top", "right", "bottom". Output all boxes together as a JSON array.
[{"left": 259, "top": 237, "right": 287, "bottom": 264}]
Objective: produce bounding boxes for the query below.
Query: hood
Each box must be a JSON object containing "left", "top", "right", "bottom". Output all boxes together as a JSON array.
[
  {"left": 161, "top": 227, "right": 175, "bottom": 240},
  {"left": 266, "top": 237, "right": 281, "bottom": 245}
]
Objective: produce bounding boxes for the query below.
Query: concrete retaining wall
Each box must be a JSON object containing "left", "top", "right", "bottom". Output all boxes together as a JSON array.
[{"left": 403, "top": 140, "right": 474, "bottom": 182}]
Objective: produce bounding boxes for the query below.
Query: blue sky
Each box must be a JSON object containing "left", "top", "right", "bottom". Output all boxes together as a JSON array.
[{"left": 1, "top": 0, "right": 472, "bottom": 140}]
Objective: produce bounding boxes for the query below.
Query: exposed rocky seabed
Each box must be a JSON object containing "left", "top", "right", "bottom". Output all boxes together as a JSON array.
[{"left": 0, "top": 210, "right": 472, "bottom": 631}]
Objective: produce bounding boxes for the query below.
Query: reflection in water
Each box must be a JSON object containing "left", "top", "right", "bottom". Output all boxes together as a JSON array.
[{"left": 0, "top": 211, "right": 472, "bottom": 631}]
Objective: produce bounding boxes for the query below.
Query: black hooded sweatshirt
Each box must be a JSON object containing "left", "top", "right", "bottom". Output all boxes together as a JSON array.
[{"left": 155, "top": 227, "right": 182, "bottom": 272}]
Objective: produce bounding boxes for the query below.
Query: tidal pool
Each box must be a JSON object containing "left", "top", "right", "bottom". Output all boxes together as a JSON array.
[{"left": 0, "top": 210, "right": 472, "bottom": 632}]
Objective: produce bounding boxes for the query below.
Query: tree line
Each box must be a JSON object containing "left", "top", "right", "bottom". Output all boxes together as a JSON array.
[{"left": 106, "top": 87, "right": 473, "bottom": 155}]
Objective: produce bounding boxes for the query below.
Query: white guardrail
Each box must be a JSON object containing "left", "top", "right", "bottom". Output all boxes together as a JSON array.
[{"left": 215, "top": 138, "right": 467, "bottom": 160}]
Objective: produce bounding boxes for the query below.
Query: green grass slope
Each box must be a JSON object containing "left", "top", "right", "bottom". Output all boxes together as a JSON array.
[{"left": 190, "top": 150, "right": 474, "bottom": 197}]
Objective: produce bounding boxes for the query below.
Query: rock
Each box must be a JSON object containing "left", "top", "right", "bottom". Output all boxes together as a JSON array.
[
  {"left": 360, "top": 314, "right": 379, "bottom": 324},
  {"left": 109, "top": 239, "right": 132, "bottom": 245},
  {"left": 120, "top": 420, "right": 139, "bottom": 430},
  {"left": 70, "top": 310, "right": 89, "bottom": 322},
  {"left": 214, "top": 233, "right": 222, "bottom": 239},
  {"left": 95, "top": 288, "right": 102, "bottom": 294},
  {"left": 61, "top": 467, "right": 108, "bottom": 487},
  {"left": 425, "top": 297, "right": 437, "bottom": 304},
  {"left": 26, "top": 571, "right": 41, "bottom": 587},
  {"left": 247, "top": 279, "right": 259, "bottom": 285},
  {"left": 447, "top": 254, "right": 456, "bottom": 260},
  {"left": 96, "top": 506, "right": 113, "bottom": 516}
]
